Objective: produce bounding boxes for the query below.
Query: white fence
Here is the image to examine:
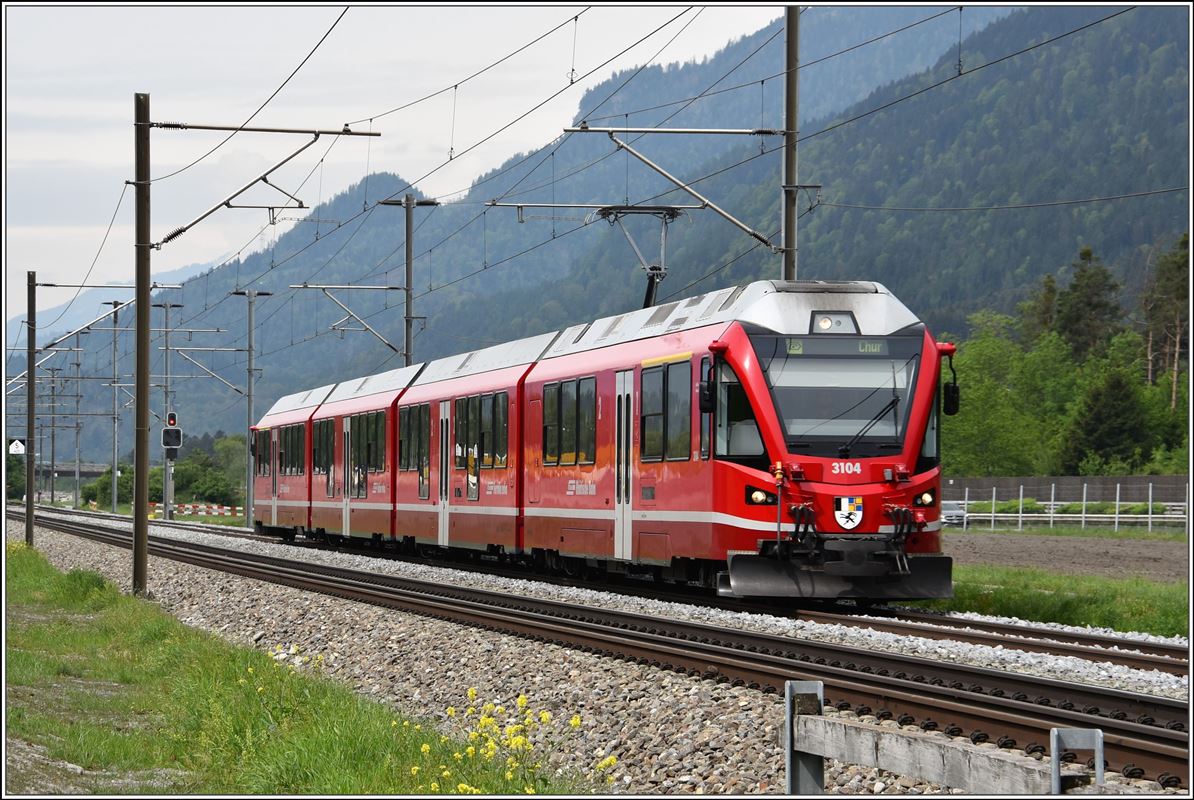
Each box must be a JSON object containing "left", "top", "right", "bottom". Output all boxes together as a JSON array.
[{"left": 949, "top": 481, "right": 1189, "bottom": 532}]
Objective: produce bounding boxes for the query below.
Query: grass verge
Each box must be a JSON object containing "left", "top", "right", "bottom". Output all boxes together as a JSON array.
[
  {"left": 945, "top": 524, "right": 1186, "bottom": 542},
  {"left": 908, "top": 563, "right": 1188, "bottom": 637},
  {"left": 5, "top": 541, "right": 606, "bottom": 794}
]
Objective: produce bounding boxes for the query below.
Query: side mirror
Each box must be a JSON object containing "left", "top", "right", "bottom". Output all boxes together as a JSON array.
[
  {"left": 943, "top": 382, "right": 960, "bottom": 416},
  {"left": 699, "top": 380, "right": 715, "bottom": 414}
]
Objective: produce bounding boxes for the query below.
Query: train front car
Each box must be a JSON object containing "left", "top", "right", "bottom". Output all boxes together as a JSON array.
[{"left": 714, "top": 281, "right": 956, "bottom": 600}]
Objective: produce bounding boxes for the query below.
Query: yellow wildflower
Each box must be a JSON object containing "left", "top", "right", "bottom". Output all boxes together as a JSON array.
[
  {"left": 420, "top": 744, "right": 431, "bottom": 755},
  {"left": 465, "top": 707, "right": 476, "bottom": 716},
  {"left": 496, "top": 706, "right": 506, "bottom": 715},
  {"left": 440, "top": 735, "right": 449, "bottom": 743},
  {"left": 257, "top": 686, "right": 265, "bottom": 694},
  {"left": 446, "top": 706, "right": 456, "bottom": 717},
  {"left": 442, "top": 770, "right": 452, "bottom": 779},
  {"left": 467, "top": 687, "right": 478, "bottom": 701},
  {"left": 457, "top": 784, "right": 471, "bottom": 793},
  {"left": 453, "top": 752, "right": 463, "bottom": 761},
  {"left": 525, "top": 787, "right": 536, "bottom": 794},
  {"left": 391, "top": 720, "right": 398, "bottom": 728},
  {"left": 569, "top": 714, "right": 582, "bottom": 729},
  {"left": 430, "top": 782, "right": 439, "bottom": 792},
  {"left": 482, "top": 702, "right": 495, "bottom": 714},
  {"left": 237, "top": 678, "right": 247, "bottom": 685},
  {"left": 414, "top": 724, "right": 422, "bottom": 731},
  {"left": 505, "top": 770, "right": 515, "bottom": 781},
  {"left": 247, "top": 667, "right": 254, "bottom": 674},
  {"left": 598, "top": 755, "right": 618, "bottom": 769},
  {"left": 403, "top": 720, "right": 410, "bottom": 727},
  {"left": 466, "top": 746, "right": 476, "bottom": 758},
  {"left": 516, "top": 694, "right": 528, "bottom": 709},
  {"left": 468, "top": 731, "right": 480, "bottom": 742},
  {"left": 539, "top": 710, "right": 551, "bottom": 724},
  {"left": 410, "top": 766, "right": 420, "bottom": 776}
]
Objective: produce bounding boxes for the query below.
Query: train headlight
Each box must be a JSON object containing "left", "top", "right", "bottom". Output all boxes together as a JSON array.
[
  {"left": 914, "top": 490, "right": 935, "bottom": 507},
  {"left": 745, "top": 486, "right": 777, "bottom": 505},
  {"left": 810, "top": 311, "right": 859, "bottom": 334}
]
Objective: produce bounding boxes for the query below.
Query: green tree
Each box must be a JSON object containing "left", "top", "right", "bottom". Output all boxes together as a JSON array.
[
  {"left": 214, "top": 434, "right": 247, "bottom": 504},
  {"left": 1016, "top": 273, "right": 1057, "bottom": 344},
  {"left": 1059, "top": 369, "right": 1149, "bottom": 473},
  {"left": 1054, "top": 247, "right": 1123, "bottom": 360},
  {"left": 7, "top": 453, "right": 26, "bottom": 499},
  {"left": 1140, "top": 233, "right": 1188, "bottom": 403}
]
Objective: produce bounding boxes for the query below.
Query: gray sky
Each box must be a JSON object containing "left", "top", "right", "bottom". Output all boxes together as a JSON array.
[{"left": 4, "top": 4, "right": 783, "bottom": 322}]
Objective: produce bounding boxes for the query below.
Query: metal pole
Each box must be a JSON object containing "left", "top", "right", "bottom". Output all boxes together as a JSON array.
[
  {"left": 155, "top": 302, "right": 182, "bottom": 520},
  {"left": 1018, "top": 484, "right": 1024, "bottom": 531},
  {"left": 1081, "top": 483, "right": 1087, "bottom": 529},
  {"left": 133, "top": 91, "right": 150, "bottom": 596},
  {"left": 782, "top": 5, "right": 799, "bottom": 281},
  {"left": 25, "top": 270, "right": 35, "bottom": 543},
  {"left": 1148, "top": 482, "right": 1154, "bottom": 533},
  {"left": 1050, "top": 483, "right": 1055, "bottom": 529},
  {"left": 48, "top": 368, "right": 59, "bottom": 504},
  {"left": 405, "top": 194, "right": 414, "bottom": 367},
  {"left": 74, "top": 333, "right": 82, "bottom": 507},
  {"left": 990, "top": 486, "right": 996, "bottom": 531},
  {"left": 104, "top": 301, "right": 121, "bottom": 512},
  {"left": 962, "top": 486, "right": 969, "bottom": 531},
  {"left": 1114, "top": 483, "right": 1120, "bottom": 532}
]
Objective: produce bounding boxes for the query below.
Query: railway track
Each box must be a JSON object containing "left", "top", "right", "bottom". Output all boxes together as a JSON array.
[
  {"left": 11, "top": 508, "right": 1189, "bottom": 787},
  {"left": 23, "top": 505, "right": 1190, "bottom": 676}
]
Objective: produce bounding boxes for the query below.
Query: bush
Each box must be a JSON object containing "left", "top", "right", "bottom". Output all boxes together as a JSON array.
[{"left": 966, "top": 498, "right": 1046, "bottom": 513}]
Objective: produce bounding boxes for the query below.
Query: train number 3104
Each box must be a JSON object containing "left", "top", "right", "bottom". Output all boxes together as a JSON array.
[{"left": 831, "top": 462, "right": 862, "bottom": 475}]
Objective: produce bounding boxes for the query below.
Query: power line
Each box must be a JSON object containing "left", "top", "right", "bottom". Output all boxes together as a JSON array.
[
  {"left": 37, "top": 183, "right": 131, "bottom": 334},
  {"left": 150, "top": 7, "right": 349, "bottom": 183},
  {"left": 347, "top": 8, "right": 593, "bottom": 125},
  {"left": 584, "top": 6, "right": 958, "bottom": 124},
  {"left": 821, "top": 186, "right": 1188, "bottom": 213},
  {"left": 802, "top": 6, "right": 1136, "bottom": 146}
]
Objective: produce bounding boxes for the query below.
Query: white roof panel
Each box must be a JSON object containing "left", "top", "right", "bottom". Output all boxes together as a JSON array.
[
  {"left": 262, "top": 382, "right": 337, "bottom": 417},
  {"left": 413, "top": 331, "right": 560, "bottom": 386},
  {"left": 324, "top": 363, "right": 425, "bottom": 403}
]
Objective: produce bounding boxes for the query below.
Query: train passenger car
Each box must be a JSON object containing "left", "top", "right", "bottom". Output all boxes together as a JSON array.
[
  {"left": 251, "top": 279, "right": 956, "bottom": 600},
  {"left": 251, "top": 383, "right": 336, "bottom": 536},
  {"left": 393, "top": 333, "right": 558, "bottom": 553},
  {"left": 307, "top": 365, "right": 423, "bottom": 542}
]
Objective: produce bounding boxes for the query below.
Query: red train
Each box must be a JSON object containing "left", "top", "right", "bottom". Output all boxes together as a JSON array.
[{"left": 252, "top": 280, "right": 958, "bottom": 599}]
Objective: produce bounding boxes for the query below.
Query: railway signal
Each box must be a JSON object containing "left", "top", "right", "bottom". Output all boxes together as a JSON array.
[{"left": 162, "top": 412, "right": 182, "bottom": 461}]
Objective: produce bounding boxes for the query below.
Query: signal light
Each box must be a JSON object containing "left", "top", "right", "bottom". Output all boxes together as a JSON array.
[{"left": 167, "top": 411, "right": 178, "bottom": 426}]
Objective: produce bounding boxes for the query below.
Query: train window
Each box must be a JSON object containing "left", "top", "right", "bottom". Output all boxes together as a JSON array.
[
  {"left": 468, "top": 394, "right": 481, "bottom": 474},
  {"left": 700, "top": 357, "right": 712, "bottom": 460},
  {"left": 372, "top": 411, "right": 385, "bottom": 471},
  {"left": 398, "top": 407, "right": 410, "bottom": 470},
  {"left": 454, "top": 398, "right": 467, "bottom": 469},
  {"left": 578, "top": 377, "right": 596, "bottom": 465},
  {"left": 495, "top": 392, "right": 508, "bottom": 468},
  {"left": 917, "top": 400, "right": 940, "bottom": 473},
  {"left": 418, "top": 403, "right": 430, "bottom": 500},
  {"left": 480, "top": 394, "right": 494, "bottom": 468},
  {"left": 560, "top": 380, "right": 577, "bottom": 465},
  {"left": 543, "top": 383, "right": 559, "bottom": 465},
  {"left": 715, "top": 363, "right": 766, "bottom": 464},
  {"left": 255, "top": 430, "right": 270, "bottom": 476},
  {"left": 666, "top": 361, "right": 691, "bottom": 460},
  {"left": 641, "top": 367, "right": 664, "bottom": 461}
]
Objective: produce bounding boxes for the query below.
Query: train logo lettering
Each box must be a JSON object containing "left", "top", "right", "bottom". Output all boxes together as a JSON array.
[
  {"left": 566, "top": 480, "right": 597, "bottom": 497},
  {"left": 834, "top": 497, "right": 864, "bottom": 530}
]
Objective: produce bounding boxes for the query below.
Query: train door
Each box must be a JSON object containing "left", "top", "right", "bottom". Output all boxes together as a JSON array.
[
  {"left": 341, "top": 416, "right": 351, "bottom": 535},
  {"left": 437, "top": 400, "right": 450, "bottom": 546},
  {"left": 270, "top": 428, "right": 278, "bottom": 526},
  {"left": 614, "top": 370, "right": 634, "bottom": 560}
]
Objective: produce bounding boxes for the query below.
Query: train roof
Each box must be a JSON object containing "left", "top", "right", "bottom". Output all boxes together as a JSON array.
[
  {"left": 260, "top": 382, "right": 337, "bottom": 418},
  {"left": 323, "top": 363, "right": 424, "bottom": 404},
  {"left": 413, "top": 330, "right": 560, "bottom": 386},
  {"left": 541, "top": 280, "right": 918, "bottom": 359}
]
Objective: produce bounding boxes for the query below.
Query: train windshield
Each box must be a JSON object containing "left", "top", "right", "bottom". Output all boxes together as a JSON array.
[{"left": 749, "top": 334, "right": 922, "bottom": 458}]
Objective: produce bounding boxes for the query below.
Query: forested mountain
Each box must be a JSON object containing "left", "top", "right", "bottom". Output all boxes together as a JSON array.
[{"left": 10, "top": 6, "right": 1188, "bottom": 469}]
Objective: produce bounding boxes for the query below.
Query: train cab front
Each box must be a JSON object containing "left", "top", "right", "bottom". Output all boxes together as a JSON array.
[{"left": 710, "top": 306, "right": 956, "bottom": 601}]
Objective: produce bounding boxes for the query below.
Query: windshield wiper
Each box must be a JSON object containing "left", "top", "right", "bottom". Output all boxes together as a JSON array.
[{"left": 838, "top": 395, "right": 899, "bottom": 458}]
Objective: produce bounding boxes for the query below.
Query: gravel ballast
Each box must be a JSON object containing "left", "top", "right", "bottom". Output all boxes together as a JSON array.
[{"left": 6, "top": 517, "right": 1185, "bottom": 794}]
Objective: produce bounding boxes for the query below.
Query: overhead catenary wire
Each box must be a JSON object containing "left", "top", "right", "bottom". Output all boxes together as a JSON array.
[
  {"left": 152, "top": 5, "right": 1144, "bottom": 381},
  {"left": 149, "top": 7, "right": 349, "bottom": 183},
  {"left": 346, "top": 8, "right": 593, "bottom": 125}
]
